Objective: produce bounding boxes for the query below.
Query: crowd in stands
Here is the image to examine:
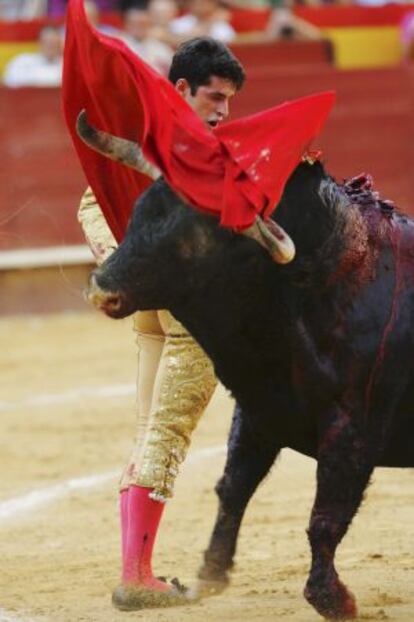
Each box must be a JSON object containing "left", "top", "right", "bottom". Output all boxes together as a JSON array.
[
  {"left": 8, "top": 0, "right": 414, "bottom": 20},
  {"left": 0, "top": 0, "right": 327, "bottom": 87},
  {"left": 3, "top": 24, "right": 63, "bottom": 86},
  {"left": 2, "top": 0, "right": 414, "bottom": 88}
]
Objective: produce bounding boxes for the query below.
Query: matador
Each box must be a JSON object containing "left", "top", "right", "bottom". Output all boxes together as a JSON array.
[{"left": 77, "top": 31, "right": 245, "bottom": 612}]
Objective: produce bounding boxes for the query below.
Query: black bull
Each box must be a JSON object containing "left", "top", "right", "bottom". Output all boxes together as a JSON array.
[{"left": 87, "top": 161, "right": 414, "bottom": 620}]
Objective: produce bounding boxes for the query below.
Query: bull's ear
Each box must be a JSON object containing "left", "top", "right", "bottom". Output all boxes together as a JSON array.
[
  {"left": 241, "top": 217, "right": 295, "bottom": 264},
  {"left": 76, "top": 110, "right": 160, "bottom": 180}
]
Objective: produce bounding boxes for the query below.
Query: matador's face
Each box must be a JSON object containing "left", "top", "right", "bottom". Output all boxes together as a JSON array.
[{"left": 175, "top": 75, "right": 237, "bottom": 129}]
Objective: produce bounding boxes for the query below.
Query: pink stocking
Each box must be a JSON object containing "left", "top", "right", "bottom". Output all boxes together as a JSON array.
[
  {"left": 120, "top": 489, "right": 129, "bottom": 565},
  {"left": 122, "top": 485, "right": 169, "bottom": 591}
]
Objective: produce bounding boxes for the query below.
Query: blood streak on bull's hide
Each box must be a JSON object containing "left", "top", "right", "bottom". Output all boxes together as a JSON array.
[
  {"left": 317, "top": 173, "right": 408, "bottom": 423},
  {"left": 364, "top": 219, "right": 404, "bottom": 420}
]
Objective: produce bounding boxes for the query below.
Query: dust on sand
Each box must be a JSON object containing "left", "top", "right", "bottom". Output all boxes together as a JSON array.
[{"left": 0, "top": 313, "right": 412, "bottom": 622}]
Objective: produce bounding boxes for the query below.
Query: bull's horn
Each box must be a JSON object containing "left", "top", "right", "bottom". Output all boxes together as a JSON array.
[
  {"left": 242, "top": 216, "right": 295, "bottom": 264},
  {"left": 76, "top": 110, "right": 160, "bottom": 180}
]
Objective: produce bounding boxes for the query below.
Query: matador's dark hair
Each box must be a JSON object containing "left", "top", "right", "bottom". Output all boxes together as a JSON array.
[{"left": 168, "top": 36, "right": 245, "bottom": 94}]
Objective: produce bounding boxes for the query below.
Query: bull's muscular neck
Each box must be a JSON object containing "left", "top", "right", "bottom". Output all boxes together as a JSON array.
[
  {"left": 170, "top": 163, "right": 348, "bottom": 399},
  {"left": 273, "top": 162, "right": 348, "bottom": 286},
  {"left": 170, "top": 163, "right": 394, "bottom": 410}
]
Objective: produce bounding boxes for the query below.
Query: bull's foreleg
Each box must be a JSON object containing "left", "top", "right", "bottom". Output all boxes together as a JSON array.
[
  {"left": 305, "top": 411, "right": 374, "bottom": 620},
  {"left": 198, "top": 404, "right": 280, "bottom": 593}
]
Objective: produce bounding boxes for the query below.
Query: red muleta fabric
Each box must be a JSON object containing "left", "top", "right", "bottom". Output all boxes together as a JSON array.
[{"left": 63, "top": 0, "right": 335, "bottom": 242}]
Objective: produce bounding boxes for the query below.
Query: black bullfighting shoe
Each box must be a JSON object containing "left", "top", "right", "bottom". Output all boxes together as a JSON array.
[{"left": 111, "top": 577, "right": 195, "bottom": 611}]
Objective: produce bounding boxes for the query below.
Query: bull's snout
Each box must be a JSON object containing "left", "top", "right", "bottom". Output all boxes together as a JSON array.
[{"left": 85, "top": 273, "right": 125, "bottom": 318}]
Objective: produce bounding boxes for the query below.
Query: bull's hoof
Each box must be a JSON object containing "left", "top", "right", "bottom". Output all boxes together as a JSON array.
[
  {"left": 112, "top": 578, "right": 194, "bottom": 611},
  {"left": 304, "top": 577, "right": 358, "bottom": 620},
  {"left": 191, "top": 576, "right": 230, "bottom": 599},
  {"left": 194, "top": 564, "right": 230, "bottom": 599}
]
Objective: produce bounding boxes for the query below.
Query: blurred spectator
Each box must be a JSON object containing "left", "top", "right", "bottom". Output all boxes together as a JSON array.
[
  {"left": 82, "top": 0, "right": 121, "bottom": 34},
  {"left": 84, "top": 0, "right": 101, "bottom": 23},
  {"left": 401, "top": 11, "right": 414, "bottom": 60},
  {"left": 3, "top": 25, "right": 63, "bottom": 87},
  {"left": 47, "top": 0, "right": 118, "bottom": 17},
  {"left": 120, "top": 6, "right": 173, "bottom": 74},
  {"left": 169, "top": 0, "right": 236, "bottom": 44},
  {"left": 0, "top": 0, "right": 46, "bottom": 19},
  {"left": 353, "top": 0, "right": 389, "bottom": 5},
  {"left": 148, "top": 0, "right": 178, "bottom": 42},
  {"left": 118, "top": 0, "right": 149, "bottom": 9},
  {"left": 265, "top": 0, "right": 322, "bottom": 41}
]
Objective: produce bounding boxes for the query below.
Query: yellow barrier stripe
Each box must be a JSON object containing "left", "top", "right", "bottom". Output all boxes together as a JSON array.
[
  {"left": 321, "top": 25, "right": 403, "bottom": 69},
  {"left": 0, "top": 42, "right": 38, "bottom": 76}
]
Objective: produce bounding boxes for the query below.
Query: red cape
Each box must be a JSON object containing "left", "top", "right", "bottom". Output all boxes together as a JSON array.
[{"left": 63, "top": 0, "right": 335, "bottom": 242}]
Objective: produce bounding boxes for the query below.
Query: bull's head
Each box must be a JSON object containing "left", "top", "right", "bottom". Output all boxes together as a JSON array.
[
  {"left": 77, "top": 112, "right": 294, "bottom": 319},
  {"left": 87, "top": 179, "right": 239, "bottom": 317}
]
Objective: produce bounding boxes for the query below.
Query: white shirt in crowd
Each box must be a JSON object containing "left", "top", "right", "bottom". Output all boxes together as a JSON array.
[
  {"left": 122, "top": 36, "right": 173, "bottom": 76},
  {"left": 169, "top": 14, "right": 236, "bottom": 43},
  {"left": 0, "top": 0, "right": 46, "bottom": 20},
  {"left": 3, "top": 53, "right": 62, "bottom": 88}
]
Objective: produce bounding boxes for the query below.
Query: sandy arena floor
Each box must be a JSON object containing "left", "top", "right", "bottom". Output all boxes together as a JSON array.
[{"left": 0, "top": 312, "right": 412, "bottom": 622}]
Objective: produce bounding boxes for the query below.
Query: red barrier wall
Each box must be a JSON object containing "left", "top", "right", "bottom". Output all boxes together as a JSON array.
[
  {"left": 0, "top": 87, "right": 87, "bottom": 250},
  {"left": 231, "top": 4, "right": 414, "bottom": 32},
  {"left": 1, "top": 61, "right": 413, "bottom": 251},
  {"left": 231, "top": 40, "right": 333, "bottom": 68}
]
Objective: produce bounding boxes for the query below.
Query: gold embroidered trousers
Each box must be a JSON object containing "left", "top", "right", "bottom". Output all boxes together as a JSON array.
[
  {"left": 120, "top": 310, "right": 217, "bottom": 499},
  {"left": 79, "top": 188, "right": 217, "bottom": 499}
]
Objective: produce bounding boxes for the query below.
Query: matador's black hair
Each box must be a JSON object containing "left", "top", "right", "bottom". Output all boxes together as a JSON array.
[{"left": 168, "top": 36, "right": 245, "bottom": 94}]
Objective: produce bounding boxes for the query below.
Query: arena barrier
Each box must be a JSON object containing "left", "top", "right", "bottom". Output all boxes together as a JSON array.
[
  {"left": 2, "top": 63, "right": 413, "bottom": 252},
  {"left": 1, "top": 62, "right": 413, "bottom": 312}
]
